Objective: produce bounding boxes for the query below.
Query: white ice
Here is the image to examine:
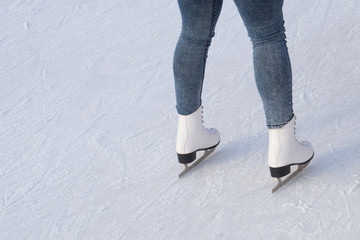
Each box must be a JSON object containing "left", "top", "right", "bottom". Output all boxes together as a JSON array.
[{"left": 1, "top": 0, "right": 360, "bottom": 239}]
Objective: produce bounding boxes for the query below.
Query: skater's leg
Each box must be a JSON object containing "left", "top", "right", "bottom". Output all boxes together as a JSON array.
[
  {"left": 233, "top": 0, "right": 293, "bottom": 128},
  {"left": 174, "top": 0, "right": 223, "bottom": 116},
  {"left": 234, "top": 0, "right": 314, "bottom": 188},
  {"left": 174, "top": 0, "right": 222, "bottom": 172}
]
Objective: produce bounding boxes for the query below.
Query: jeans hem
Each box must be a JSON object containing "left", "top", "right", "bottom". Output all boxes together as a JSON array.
[{"left": 266, "top": 113, "right": 294, "bottom": 129}]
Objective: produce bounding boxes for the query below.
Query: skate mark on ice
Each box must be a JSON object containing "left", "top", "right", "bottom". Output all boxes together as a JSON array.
[
  {"left": 97, "top": 133, "right": 128, "bottom": 178},
  {"left": 24, "top": 21, "right": 31, "bottom": 30},
  {"left": 119, "top": 179, "right": 179, "bottom": 239},
  {"left": 340, "top": 190, "right": 352, "bottom": 218},
  {"left": 309, "top": 0, "right": 322, "bottom": 15},
  {"left": 349, "top": 181, "right": 360, "bottom": 193},
  {"left": 0, "top": 170, "right": 49, "bottom": 212},
  {"left": 41, "top": 67, "right": 50, "bottom": 92},
  {"left": 114, "top": 148, "right": 128, "bottom": 178},
  {"left": 64, "top": 143, "right": 105, "bottom": 193},
  {"left": 282, "top": 200, "right": 313, "bottom": 213},
  {"left": 44, "top": 195, "right": 66, "bottom": 240},
  {"left": 300, "top": 92, "right": 321, "bottom": 120},
  {"left": 324, "top": 0, "right": 333, "bottom": 21},
  {"left": 0, "top": 34, "right": 7, "bottom": 43}
]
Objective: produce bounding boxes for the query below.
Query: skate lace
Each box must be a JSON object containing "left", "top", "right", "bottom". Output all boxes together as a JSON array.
[
  {"left": 201, "top": 106, "right": 215, "bottom": 130},
  {"left": 202, "top": 106, "right": 213, "bottom": 131},
  {"left": 294, "top": 115, "right": 303, "bottom": 144},
  {"left": 201, "top": 106, "right": 204, "bottom": 124}
]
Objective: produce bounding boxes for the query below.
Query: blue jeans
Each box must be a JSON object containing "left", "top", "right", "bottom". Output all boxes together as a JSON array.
[{"left": 173, "top": 0, "right": 293, "bottom": 128}]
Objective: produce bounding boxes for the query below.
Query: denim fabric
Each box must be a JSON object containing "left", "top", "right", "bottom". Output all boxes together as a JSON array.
[{"left": 173, "top": 0, "right": 294, "bottom": 128}]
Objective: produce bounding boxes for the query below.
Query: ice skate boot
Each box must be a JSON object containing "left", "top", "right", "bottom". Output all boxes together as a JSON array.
[
  {"left": 177, "top": 106, "right": 220, "bottom": 177},
  {"left": 268, "top": 115, "right": 314, "bottom": 193}
]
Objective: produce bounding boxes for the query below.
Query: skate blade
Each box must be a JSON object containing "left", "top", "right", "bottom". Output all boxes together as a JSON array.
[
  {"left": 272, "top": 161, "right": 310, "bottom": 194},
  {"left": 178, "top": 147, "right": 216, "bottom": 178}
]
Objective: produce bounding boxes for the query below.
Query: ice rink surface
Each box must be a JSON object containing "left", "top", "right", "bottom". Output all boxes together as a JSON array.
[{"left": 1, "top": 0, "right": 360, "bottom": 239}]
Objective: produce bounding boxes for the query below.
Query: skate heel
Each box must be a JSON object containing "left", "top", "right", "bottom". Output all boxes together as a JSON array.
[
  {"left": 177, "top": 151, "right": 196, "bottom": 164},
  {"left": 269, "top": 165, "right": 291, "bottom": 178}
]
